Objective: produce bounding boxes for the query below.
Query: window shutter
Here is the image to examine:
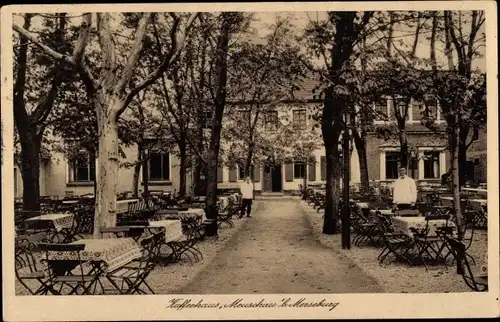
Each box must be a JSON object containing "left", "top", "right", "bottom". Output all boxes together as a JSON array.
[
  {"left": 228, "top": 167, "right": 237, "bottom": 182},
  {"left": 285, "top": 163, "right": 294, "bottom": 182},
  {"left": 217, "top": 167, "right": 223, "bottom": 183},
  {"left": 252, "top": 166, "right": 260, "bottom": 182},
  {"left": 320, "top": 156, "right": 326, "bottom": 181},
  {"left": 308, "top": 159, "right": 316, "bottom": 181}
]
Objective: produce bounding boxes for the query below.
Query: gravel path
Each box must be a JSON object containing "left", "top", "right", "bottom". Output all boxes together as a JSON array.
[{"left": 179, "top": 198, "right": 383, "bottom": 294}]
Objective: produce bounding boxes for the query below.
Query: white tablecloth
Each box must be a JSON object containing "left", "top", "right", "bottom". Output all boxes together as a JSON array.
[
  {"left": 148, "top": 220, "right": 184, "bottom": 243},
  {"left": 355, "top": 202, "right": 370, "bottom": 209},
  {"left": 70, "top": 238, "right": 142, "bottom": 272},
  {"left": 25, "top": 213, "right": 74, "bottom": 231},
  {"left": 392, "top": 216, "right": 456, "bottom": 238},
  {"left": 178, "top": 208, "right": 207, "bottom": 220}
]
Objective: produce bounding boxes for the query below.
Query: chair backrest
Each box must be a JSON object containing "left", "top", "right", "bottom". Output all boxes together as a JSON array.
[
  {"left": 38, "top": 243, "right": 88, "bottom": 280},
  {"left": 99, "top": 226, "right": 131, "bottom": 238},
  {"left": 120, "top": 221, "right": 149, "bottom": 227},
  {"left": 38, "top": 243, "right": 86, "bottom": 252},
  {"left": 139, "top": 232, "right": 163, "bottom": 268},
  {"left": 162, "top": 209, "right": 179, "bottom": 214},
  {"left": 425, "top": 214, "right": 450, "bottom": 221},
  {"left": 15, "top": 234, "right": 46, "bottom": 273},
  {"left": 395, "top": 209, "right": 420, "bottom": 217}
]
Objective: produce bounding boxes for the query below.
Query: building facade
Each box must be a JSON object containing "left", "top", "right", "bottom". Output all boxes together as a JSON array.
[{"left": 15, "top": 79, "right": 477, "bottom": 199}]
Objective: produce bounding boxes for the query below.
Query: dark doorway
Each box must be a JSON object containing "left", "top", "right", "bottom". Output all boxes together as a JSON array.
[
  {"left": 271, "top": 166, "right": 282, "bottom": 192},
  {"left": 264, "top": 165, "right": 282, "bottom": 192}
]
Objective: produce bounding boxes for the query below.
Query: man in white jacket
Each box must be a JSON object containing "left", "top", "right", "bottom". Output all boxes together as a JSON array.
[
  {"left": 392, "top": 167, "right": 417, "bottom": 210},
  {"left": 240, "top": 176, "right": 254, "bottom": 218}
]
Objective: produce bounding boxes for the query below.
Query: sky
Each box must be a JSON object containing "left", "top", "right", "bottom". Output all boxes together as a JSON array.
[
  {"left": 13, "top": 10, "right": 486, "bottom": 72},
  {"left": 251, "top": 11, "right": 486, "bottom": 72}
]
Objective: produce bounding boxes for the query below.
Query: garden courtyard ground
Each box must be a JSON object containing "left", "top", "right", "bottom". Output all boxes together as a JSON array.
[{"left": 16, "top": 198, "right": 485, "bottom": 295}]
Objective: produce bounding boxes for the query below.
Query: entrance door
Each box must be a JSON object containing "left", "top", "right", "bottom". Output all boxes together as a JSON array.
[
  {"left": 263, "top": 165, "right": 283, "bottom": 192},
  {"left": 271, "top": 165, "right": 282, "bottom": 192},
  {"left": 263, "top": 166, "right": 272, "bottom": 191}
]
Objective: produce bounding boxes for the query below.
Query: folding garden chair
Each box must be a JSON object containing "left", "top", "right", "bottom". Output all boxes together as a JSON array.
[
  {"left": 105, "top": 232, "right": 163, "bottom": 294},
  {"left": 351, "top": 205, "right": 380, "bottom": 247},
  {"left": 99, "top": 226, "right": 146, "bottom": 242},
  {"left": 38, "top": 243, "right": 102, "bottom": 295},
  {"left": 409, "top": 214, "right": 452, "bottom": 270},
  {"left": 15, "top": 232, "right": 56, "bottom": 295},
  {"left": 446, "top": 238, "right": 488, "bottom": 292}
]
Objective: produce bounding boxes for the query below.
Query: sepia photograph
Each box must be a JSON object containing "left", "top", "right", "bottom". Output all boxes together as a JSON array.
[{"left": 1, "top": 1, "right": 498, "bottom": 320}]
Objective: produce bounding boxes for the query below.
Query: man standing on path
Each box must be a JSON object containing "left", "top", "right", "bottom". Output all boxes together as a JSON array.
[
  {"left": 392, "top": 167, "right": 417, "bottom": 210},
  {"left": 240, "top": 176, "right": 254, "bottom": 218}
]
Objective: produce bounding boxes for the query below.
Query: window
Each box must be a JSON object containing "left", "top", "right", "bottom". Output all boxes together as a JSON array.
[
  {"left": 70, "top": 153, "right": 95, "bottom": 182},
  {"left": 423, "top": 151, "right": 440, "bottom": 179},
  {"left": 385, "top": 152, "right": 400, "bottom": 180},
  {"left": 264, "top": 111, "right": 278, "bottom": 131},
  {"left": 294, "top": 162, "right": 306, "bottom": 179},
  {"left": 293, "top": 109, "right": 307, "bottom": 130},
  {"left": 374, "top": 99, "right": 388, "bottom": 120},
  {"left": 238, "top": 165, "right": 247, "bottom": 180},
  {"left": 149, "top": 151, "right": 170, "bottom": 181},
  {"left": 423, "top": 99, "right": 438, "bottom": 120}
]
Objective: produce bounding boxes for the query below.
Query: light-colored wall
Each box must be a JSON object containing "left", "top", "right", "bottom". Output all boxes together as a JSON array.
[
  {"left": 14, "top": 163, "right": 48, "bottom": 198},
  {"left": 23, "top": 143, "right": 186, "bottom": 198}
]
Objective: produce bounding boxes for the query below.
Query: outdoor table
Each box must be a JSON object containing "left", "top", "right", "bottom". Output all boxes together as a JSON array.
[
  {"left": 355, "top": 202, "right": 370, "bottom": 209},
  {"left": 462, "top": 188, "right": 487, "bottom": 194},
  {"left": 25, "top": 213, "right": 74, "bottom": 232},
  {"left": 68, "top": 238, "right": 142, "bottom": 272},
  {"left": 219, "top": 195, "right": 237, "bottom": 208},
  {"left": 468, "top": 199, "right": 487, "bottom": 207},
  {"left": 178, "top": 208, "right": 207, "bottom": 220},
  {"left": 148, "top": 220, "right": 184, "bottom": 243},
  {"left": 369, "top": 208, "right": 393, "bottom": 220},
  {"left": 391, "top": 216, "right": 456, "bottom": 238}
]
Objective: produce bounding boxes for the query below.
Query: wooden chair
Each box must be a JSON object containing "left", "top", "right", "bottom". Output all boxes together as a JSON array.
[{"left": 106, "top": 232, "right": 163, "bottom": 294}]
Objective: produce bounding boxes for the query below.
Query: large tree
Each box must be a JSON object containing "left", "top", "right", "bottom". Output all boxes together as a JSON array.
[
  {"left": 13, "top": 13, "right": 73, "bottom": 210},
  {"left": 428, "top": 10, "right": 486, "bottom": 240},
  {"left": 304, "top": 12, "right": 373, "bottom": 234},
  {"left": 14, "top": 12, "right": 200, "bottom": 237},
  {"left": 204, "top": 12, "right": 251, "bottom": 236}
]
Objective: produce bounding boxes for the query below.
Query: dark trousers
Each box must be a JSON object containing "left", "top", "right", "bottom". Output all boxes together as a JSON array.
[
  {"left": 241, "top": 198, "right": 253, "bottom": 217},
  {"left": 396, "top": 203, "right": 413, "bottom": 210}
]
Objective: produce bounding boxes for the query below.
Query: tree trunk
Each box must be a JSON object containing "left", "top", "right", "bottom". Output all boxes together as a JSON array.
[
  {"left": 451, "top": 118, "right": 465, "bottom": 240},
  {"left": 398, "top": 129, "right": 409, "bottom": 169},
  {"left": 458, "top": 126, "right": 469, "bottom": 185},
  {"left": 178, "top": 138, "right": 187, "bottom": 198},
  {"left": 244, "top": 142, "right": 254, "bottom": 177},
  {"left": 142, "top": 151, "right": 149, "bottom": 197},
  {"left": 193, "top": 163, "right": 203, "bottom": 196},
  {"left": 353, "top": 132, "right": 369, "bottom": 194},
  {"left": 323, "top": 143, "right": 341, "bottom": 234},
  {"left": 321, "top": 93, "right": 342, "bottom": 235},
  {"left": 19, "top": 131, "right": 41, "bottom": 211},
  {"left": 93, "top": 99, "right": 121, "bottom": 238},
  {"left": 132, "top": 144, "right": 143, "bottom": 198},
  {"left": 204, "top": 13, "right": 231, "bottom": 237}
]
